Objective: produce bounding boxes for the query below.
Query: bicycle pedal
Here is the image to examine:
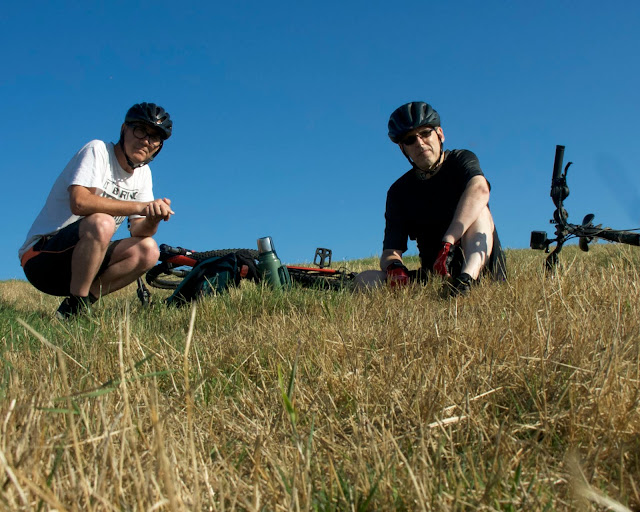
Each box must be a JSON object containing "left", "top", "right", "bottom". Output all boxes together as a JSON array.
[{"left": 314, "top": 248, "right": 332, "bottom": 268}]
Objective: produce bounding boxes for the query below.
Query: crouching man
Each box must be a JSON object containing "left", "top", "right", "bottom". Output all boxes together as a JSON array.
[{"left": 18, "top": 102, "right": 175, "bottom": 318}]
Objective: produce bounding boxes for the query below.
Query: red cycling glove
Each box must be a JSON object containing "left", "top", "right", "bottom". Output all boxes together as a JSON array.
[
  {"left": 386, "top": 261, "right": 410, "bottom": 287},
  {"left": 433, "top": 242, "right": 454, "bottom": 277}
]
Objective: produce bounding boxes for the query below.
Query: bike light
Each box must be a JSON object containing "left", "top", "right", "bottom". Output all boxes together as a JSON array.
[{"left": 530, "top": 231, "right": 549, "bottom": 250}]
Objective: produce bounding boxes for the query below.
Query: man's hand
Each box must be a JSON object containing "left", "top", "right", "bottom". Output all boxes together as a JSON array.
[
  {"left": 142, "top": 198, "right": 174, "bottom": 223},
  {"left": 433, "top": 242, "right": 454, "bottom": 277},
  {"left": 386, "top": 261, "right": 410, "bottom": 288}
]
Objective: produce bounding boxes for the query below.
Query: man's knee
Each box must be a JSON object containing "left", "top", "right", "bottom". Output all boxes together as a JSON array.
[
  {"left": 134, "top": 237, "right": 160, "bottom": 270},
  {"left": 81, "top": 214, "right": 117, "bottom": 244}
]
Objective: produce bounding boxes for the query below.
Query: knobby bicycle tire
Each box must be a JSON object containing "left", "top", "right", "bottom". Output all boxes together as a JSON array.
[
  {"left": 181, "top": 248, "right": 259, "bottom": 262},
  {"left": 146, "top": 248, "right": 259, "bottom": 289},
  {"left": 145, "top": 267, "right": 188, "bottom": 289}
]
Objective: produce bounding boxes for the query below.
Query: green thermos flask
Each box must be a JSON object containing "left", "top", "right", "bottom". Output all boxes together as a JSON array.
[{"left": 257, "top": 236, "right": 291, "bottom": 289}]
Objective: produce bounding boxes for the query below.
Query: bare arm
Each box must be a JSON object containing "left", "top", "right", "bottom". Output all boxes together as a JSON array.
[
  {"left": 69, "top": 185, "right": 174, "bottom": 237},
  {"left": 380, "top": 248, "right": 404, "bottom": 271},
  {"left": 442, "top": 175, "right": 490, "bottom": 244}
]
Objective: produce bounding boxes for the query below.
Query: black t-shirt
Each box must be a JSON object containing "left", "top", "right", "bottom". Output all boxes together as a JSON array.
[{"left": 383, "top": 149, "right": 487, "bottom": 267}]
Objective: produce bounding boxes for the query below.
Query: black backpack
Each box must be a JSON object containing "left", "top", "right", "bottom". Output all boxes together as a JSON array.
[{"left": 166, "top": 250, "right": 260, "bottom": 307}]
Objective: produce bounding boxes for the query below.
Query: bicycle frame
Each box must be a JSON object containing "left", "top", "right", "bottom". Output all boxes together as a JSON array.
[{"left": 530, "top": 145, "right": 640, "bottom": 269}]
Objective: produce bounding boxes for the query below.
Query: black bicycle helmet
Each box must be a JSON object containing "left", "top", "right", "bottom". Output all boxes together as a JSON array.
[
  {"left": 388, "top": 102, "right": 440, "bottom": 143},
  {"left": 119, "top": 102, "right": 172, "bottom": 169},
  {"left": 125, "top": 102, "right": 173, "bottom": 140}
]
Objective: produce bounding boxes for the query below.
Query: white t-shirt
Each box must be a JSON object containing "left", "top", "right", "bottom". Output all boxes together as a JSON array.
[{"left": 19, "top": 140, "right": 154, "bottom": 259}]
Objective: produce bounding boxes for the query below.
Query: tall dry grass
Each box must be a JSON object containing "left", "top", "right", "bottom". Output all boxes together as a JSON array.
[{"left": 0, "top": 245, "right": 639, "bottom": 511}]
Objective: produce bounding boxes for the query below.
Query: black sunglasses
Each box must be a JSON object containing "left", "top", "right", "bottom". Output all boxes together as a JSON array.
[{"left": 402, "top": 127, "right": 435, "bottom": 146}]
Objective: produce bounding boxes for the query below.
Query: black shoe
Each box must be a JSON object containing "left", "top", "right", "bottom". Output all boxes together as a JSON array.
[
  {"left": 449, "top": 273, "right": 475, "bottom": 297},
  {"left": 56, "top": 295, "right": 94, "bottom": 320}
]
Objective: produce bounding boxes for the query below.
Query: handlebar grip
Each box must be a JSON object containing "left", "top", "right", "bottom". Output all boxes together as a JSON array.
[
  {"left": 159, "top": 243, "right": 187, "bottom": 255},
  {"left": 596, "top": 230, "right": 640, "bottom": 246},
  {"left": 552, "top": 145, "right": 565, "bottom": 183}
]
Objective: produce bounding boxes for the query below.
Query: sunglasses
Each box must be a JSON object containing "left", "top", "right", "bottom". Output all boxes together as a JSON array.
[{"left": 402, "top": 127, "right": 435, "bottom": 146}]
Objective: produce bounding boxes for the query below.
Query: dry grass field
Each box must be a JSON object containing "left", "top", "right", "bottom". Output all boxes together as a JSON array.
[{"left": 1, "top": 245, "right": 639, "bottom": 511}]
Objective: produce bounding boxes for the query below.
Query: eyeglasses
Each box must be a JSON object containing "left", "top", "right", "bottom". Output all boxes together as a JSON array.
[
  {"left": 402, "top": 127, "right": 435, "bottom": 146},
  {"left": 129, "top": 124, "right": 163, "bottom": 146}
]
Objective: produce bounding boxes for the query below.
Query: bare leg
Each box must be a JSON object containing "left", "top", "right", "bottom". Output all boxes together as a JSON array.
[
  {"left": 70, "top": 214, "right": 116, "bottom": 297},
  {"left": 90, "top": 237, "right": 159, "bottom": 297},
  {"left": 459, "top": 206, "right": 494, "bottom": 280}
]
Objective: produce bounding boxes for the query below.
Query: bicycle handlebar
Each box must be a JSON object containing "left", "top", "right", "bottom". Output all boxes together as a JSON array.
[
  {"left": 581, "top": 228, "right": 640, "bottom": 246},
  {"left": 531, "top": 145, "right": 640, "bottom": 267}
]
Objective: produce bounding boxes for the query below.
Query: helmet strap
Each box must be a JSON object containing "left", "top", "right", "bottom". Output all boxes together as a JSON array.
[{"left": 400, "top": 138, "right": 445, "bottom": 177}]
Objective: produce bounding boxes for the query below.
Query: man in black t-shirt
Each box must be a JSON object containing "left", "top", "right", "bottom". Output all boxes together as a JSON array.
[{"left": 357, "top": 101, "right": 506, "bottom": 295}]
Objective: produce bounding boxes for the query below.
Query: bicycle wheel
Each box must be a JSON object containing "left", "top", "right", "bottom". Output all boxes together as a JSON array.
[
  {"left": 146, "top": 265, "right": 191, "bottom": 289},
  {"left": 147, "top": 248, "right": 259, "bottom": 289}
]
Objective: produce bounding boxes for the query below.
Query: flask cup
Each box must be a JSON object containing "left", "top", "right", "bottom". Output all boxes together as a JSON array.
[{"left": 257, "top": 236, "right": 275, "bottom": 255}]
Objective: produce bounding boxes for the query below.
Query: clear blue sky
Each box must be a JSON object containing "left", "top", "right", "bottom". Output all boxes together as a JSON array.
[{"left": 3, "top": 1, "right": 639, "bottom": 281}]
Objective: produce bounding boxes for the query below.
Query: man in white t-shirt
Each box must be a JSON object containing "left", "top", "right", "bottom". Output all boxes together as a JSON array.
[{"left": 19, "top": 102, "right": 175, "bottom": 319}]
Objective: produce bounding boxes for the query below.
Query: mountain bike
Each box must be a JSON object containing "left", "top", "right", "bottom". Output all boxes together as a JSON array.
[
  {"left": 530, "top": 145, "right": 640, "bottom": 269},
  {"left": 136, "top": 244, "right": 357, "bottom": 305}
]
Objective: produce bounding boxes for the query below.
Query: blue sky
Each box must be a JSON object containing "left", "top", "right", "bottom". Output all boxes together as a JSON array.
[{"left": 3, "top": 1, "right": 639, "bottom": 281}]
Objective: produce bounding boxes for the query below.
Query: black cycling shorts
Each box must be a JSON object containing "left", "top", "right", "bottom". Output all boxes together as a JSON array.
[{"left": 22, "top": 219, "right": 120, "bottom": 296}]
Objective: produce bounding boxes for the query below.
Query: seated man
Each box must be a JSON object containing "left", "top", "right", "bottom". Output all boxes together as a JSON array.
[
  {"left": 18, "top": 102, "right": 175, "bottom": 318},
  {"left": 357, "top": 101, "right": 506, "bottom": 295}
]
